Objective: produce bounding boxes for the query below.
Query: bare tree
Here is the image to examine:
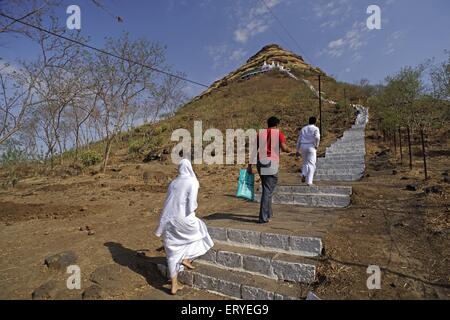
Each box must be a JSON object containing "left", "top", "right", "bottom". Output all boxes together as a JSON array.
[
  {"left": 17, "top": 16, "right": 87, "bottom": 167},
  {"left": 87, "top": 33, "right": 175, "bottom": 172},
  {"left": 141, "top": 71, "right": 187, "bottom": 124},
  {"left": 0, "top": 63, "right": 39, "bottom": 145},
  {"left": 0, "top": 0, "right": 60, "bottom": 35}
]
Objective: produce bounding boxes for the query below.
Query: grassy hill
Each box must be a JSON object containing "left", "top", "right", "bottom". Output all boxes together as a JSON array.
[{"left": 1, "top": 44, "right": 366, "bottom": 183}]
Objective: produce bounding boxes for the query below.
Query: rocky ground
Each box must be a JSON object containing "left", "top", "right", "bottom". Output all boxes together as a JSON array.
[{"left": 0, "top": 125, "right": 448, "bottom": 300}]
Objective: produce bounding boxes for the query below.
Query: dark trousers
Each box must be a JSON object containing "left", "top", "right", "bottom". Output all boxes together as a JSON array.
[{"left": 257, "top": 162, "right": 278, "bottom": 223}]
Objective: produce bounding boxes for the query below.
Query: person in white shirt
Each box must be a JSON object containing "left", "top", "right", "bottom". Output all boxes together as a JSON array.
[{"left": 296, "top": 117, "right": 321, "bottom": 186}]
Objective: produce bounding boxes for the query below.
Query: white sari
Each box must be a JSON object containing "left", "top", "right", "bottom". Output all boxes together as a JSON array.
[{"left": 155, "top": 159, "right": 214, "bottom": 278}]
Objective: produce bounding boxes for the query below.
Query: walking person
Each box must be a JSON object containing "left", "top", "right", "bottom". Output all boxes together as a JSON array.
[
  {"left": 296, "top": 117, "right": 321, "bottom": 186},
  {"left": 155, "top": 159, "right": 214, "bottom": 295},
  {"left": 248, "top": 116, "right": 292, "bottom": 224}
]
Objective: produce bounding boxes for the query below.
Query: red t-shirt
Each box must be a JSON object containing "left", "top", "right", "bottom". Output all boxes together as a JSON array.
[{"left": 258, "top": 128, "right": 286, "bottom": 162}]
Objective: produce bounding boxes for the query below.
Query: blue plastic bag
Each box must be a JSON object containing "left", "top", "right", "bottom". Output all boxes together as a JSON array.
[{"left": 236, "top": 169, "right": 254, "bottom": 201}]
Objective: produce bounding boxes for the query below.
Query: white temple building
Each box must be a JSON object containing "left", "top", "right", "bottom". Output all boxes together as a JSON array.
[{"left": 242, "top": 61, "right": 294, "bottom": 80}]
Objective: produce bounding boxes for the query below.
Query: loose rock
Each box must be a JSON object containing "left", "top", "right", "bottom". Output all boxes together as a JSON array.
[
  {"left": 32, "top": 280, "right": 59, "bottom": 300},
  {"left": 82, "top": 285, "right": 103, "bottom": 300},
  {"left": 424, "top": 186, "right": 443, "bottom": 194},
  {"left": 44, "top": 251, "right": 77, "bottom": 271},
  {"left": 406, "top": 184, "right": 418, "bottom": 192}
]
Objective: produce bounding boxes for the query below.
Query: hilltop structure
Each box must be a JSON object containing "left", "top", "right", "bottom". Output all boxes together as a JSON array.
[{"left": 192, "top": 44, "right": 325, "bottom": 102}]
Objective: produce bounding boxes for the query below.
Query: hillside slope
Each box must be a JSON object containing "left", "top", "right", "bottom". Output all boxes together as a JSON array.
[{"left": 107, "top": 44, "right": 358, "bottom": 173}]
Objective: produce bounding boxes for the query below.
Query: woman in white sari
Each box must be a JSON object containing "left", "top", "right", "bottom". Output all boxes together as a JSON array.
[{"left": 155, "top": 159, "right": 214, "bottom": 295}]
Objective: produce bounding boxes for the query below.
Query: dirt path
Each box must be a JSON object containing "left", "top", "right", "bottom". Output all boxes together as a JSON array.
[{"left": 0, "top": 127, "right": 448, "bottom": 299}]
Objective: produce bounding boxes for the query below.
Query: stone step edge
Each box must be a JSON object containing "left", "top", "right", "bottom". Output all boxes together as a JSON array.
[
  {"left": 155, "top": 263, "right": 299, "bottom": 300},
  {"left": 255, "top": 192, "right": 350, "bottom": 197},
  {"left": 197, "top": 248, "right": 316, "bottom": 284},
  {"left": 208, "top": 227, "right": 323, "bottom": 257},
  {"left": 257, "top": 187, "right": 352, "bottom": 195},
  {"left": 254, "top": 195, "right": 350, "bottom": 208}
]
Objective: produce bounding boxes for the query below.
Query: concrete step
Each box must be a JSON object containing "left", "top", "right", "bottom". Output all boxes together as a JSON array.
[
  {"left": 316, "top": 168, "right": 364, "bottom": 175},
  {"left": 254, "top": 191, "right": 350, "bottom": 208},
  {"left": 323, "top": 155, "right": 365, "bottom": 159},
  {"left": 330, "top": 141, "right": 365, "bottom": 145},
  {"left": 322, "top": 158, "right": 365, "bottom": 164},
  {"left": 334, "top": 141, "right": 365, "bottom": 145},
  {"left": 317, "top": 163, "right": 364, "bottom": 168},
  {"left": 317, "top": 157, "right": 365, "bottom": 166},
  {"left": 347, "top": 127, "right": 365, "bottom": 131},
  {"left": 317, "top": 165, "right": 365, "bottom": 170},
  {"left": 157, "top": 262, "right": 305, "bottom": 300},
  {"left": 207, "top": 226, "right": 323, "bottom": 257},
  {"left": 263, "top": 185, "right": 352, "bottom": 195},
  {"left": 315, "top": 173, "right": 364, "bottom": 181},
  {"left": 316, "top": 165, "right": 365, "bottom": 170},
  {"left": 350, "top": 130, "right": 365, "bottom": 133},
  {"left": 326, "top": 151, "right": 366, "bottom": 156},
  {"left": 342, "top": 134, "right": 365, "bottom": 138},
  {"left": 325, "top": 150, "right": 365, "bottom": 154},
  {"left": 325, "top": 155, "right": 365, "bottom": 160},
  {"left": 318, "top": 159, "right": 365, "bottom": 163},
  {"left": 333, "top": 138, "right": 366, "bottom": 146},
  {"left": 328, "top": 144, "right": 365, "bottom": 148},
  {"left": 197, "top": 243, "right": 317, "bottom": 284},
  {"left": 327, "top": 151, "right": 365, "bottom": 155},
  {"left": 329, "top": 146, "right": 365, "bottom": 150}
]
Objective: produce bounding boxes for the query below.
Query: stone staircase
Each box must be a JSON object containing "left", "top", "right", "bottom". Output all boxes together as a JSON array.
[
  {"left": 155, "top": 202, "right": 338, "bottom": 300},
  {"left": 255, "top": 185, "right": 352, "bottom": 208},
  {"left": 253, "top": 105, "right": 369, "bottom": 207},
  {"left": 316, "top": 105, "right": 369, "bottom": 181},
  {"left": 155, "top": 106, "right": 369, "bottom": 300}
]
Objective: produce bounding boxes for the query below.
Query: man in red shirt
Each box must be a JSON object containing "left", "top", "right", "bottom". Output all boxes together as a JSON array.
[{"left": 248, "top": 117, "right": 292, "bottom": 224}]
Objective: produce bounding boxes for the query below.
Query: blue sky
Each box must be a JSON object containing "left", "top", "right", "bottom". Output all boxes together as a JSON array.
[{"left": 1, "top": 0, "right": 450, "bottom": 98}]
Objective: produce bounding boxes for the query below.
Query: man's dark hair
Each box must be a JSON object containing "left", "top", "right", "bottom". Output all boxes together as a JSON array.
[
  {"left": 309, "top": 116, "right": 317, "bottom": 125},
  {"left": 267, "top": 116, "right": 280, "bottom": 128}
]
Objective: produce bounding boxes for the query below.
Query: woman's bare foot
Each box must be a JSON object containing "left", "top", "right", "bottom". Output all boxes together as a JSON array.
[
  {"left": 171, "top": 283, "right": 184, "bottom": 295},
  {"left": 182, "top": 259, "right": 196, "bottom": 270}
]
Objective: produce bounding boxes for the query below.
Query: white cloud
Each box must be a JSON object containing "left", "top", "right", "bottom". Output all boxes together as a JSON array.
[
  {"left": 230, "top": 48, "right": 248, "bottom": 62},
  {"left": 329, "top": 38, "right": 345, "bottom": 49},
  {"left": 233, "top": 0, "right": 282, "bottom": 44},
  {"left": 385, "top": 30, "right": 406, "bottom": 55},
  {"left": 312, "top": 0, "right": 353, "bottom": 30},
  {"left": 205, "top": 44, "right": 248, "bottom": 69},
  {"left": 321, "top": 22, "right": 370, "bottom": 60}
]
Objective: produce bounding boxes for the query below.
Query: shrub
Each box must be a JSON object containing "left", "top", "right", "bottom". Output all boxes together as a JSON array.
[
  {"left": 129, "top": 139, "right": 145, "bottom": 154},
  {"left": 80, "top": 150, "right": 102, "bottom": 167}
]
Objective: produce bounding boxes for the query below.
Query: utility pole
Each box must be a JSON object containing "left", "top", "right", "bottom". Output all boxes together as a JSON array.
[
  {"left": 318, "top": 74, "right": 322, "bottom": 135},
  {"left": 344, "top": 88, "right": 347, "bottom": 108}
]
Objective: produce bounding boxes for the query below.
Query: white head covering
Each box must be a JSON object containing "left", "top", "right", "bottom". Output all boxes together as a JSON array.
[
  {"left": 178, "top": 158, "right": 197, "bottom": 180},
  {"left": 155, "top": 159, "right": 199, "bottom": 237}
]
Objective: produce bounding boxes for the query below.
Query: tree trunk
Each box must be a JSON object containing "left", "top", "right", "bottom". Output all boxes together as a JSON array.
[
  {"left": 102, "top": 138, "right": 113, "bottom": 173},
  {"left": 420, "top": 127, "right": 428, "bottom": 180},
  {"left": 407, "top": 126, "right": 412, "bottom": 170},
  {"left": 74, "top": 128, "right": 80, "bottom": 163},
  {"left": 393, "top": 131, "right": 397, "bottom": 159},
  {"left": 398, "top": 127, "right": 403, "bottom": 164},
  {"left": 49, "top": 148, "right": 54, "bottom": 170}
]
